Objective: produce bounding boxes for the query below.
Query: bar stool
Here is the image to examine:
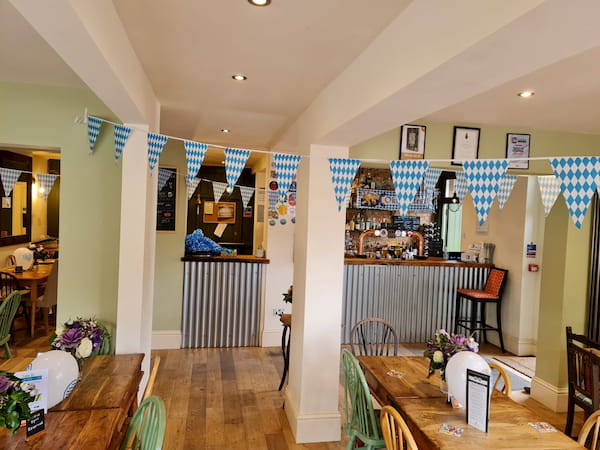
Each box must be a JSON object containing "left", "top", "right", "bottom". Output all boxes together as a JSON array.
[
  {"left": 278, "top": 314, "right": 291, "bottom": 391},
  {"left": 454, "top": 268, "right": 508, "bottom": 353}
]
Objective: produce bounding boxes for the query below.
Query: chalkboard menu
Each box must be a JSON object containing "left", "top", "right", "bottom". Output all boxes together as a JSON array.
[{"left": 156, "top": 166, "right": 177, "bottom": 232}]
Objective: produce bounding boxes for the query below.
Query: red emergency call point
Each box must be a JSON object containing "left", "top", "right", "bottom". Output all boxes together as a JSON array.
[{"left": 528, "top": 264, "right": 539, "bottom": 272}]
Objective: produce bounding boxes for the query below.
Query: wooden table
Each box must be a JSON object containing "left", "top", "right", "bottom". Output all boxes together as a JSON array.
[
  {"left": 359, "top": 356, "right": 584, "bottom": 449},
  {"left": 2, "top": 264, "right": 52, "bottom": 336},
  {"left": 0, "top": 354, "right": 144, "bottom": 449}
]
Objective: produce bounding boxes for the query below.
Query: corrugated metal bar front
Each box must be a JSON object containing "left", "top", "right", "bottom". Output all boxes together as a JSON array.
[
  {"left": 342, "top": 264, "right": 489, "bottom": 343},
  {"left": 181, "top": 261, "right": 263, "bottom": 348}
]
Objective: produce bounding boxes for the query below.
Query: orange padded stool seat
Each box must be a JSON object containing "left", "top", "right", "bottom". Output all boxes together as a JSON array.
[{"left": 454, "top": 268, "right": 508, "bottom": 353}]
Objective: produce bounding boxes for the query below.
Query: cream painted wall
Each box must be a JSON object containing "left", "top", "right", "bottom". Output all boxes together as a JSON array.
[{"left": 0, "top": 81, "right": 121, "bottom": 326}]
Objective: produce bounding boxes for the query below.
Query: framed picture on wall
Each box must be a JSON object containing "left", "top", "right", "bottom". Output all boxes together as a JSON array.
[
  {"left": 451, "top": 126, "right": 480, "bottom": 165},
  {"left": 399, "top": 124, "right": 426, "bottom": 160},
  {"left": 156, "top": 166, "right": 177, "bottom": 232},
  {"left": 506, "top": 133, "right": 530, "bottom": 169}
]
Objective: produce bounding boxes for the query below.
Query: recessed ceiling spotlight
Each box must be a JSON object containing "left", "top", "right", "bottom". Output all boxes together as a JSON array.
[
  {"left": 517, "top": 90, "right": 535, "bottom": 98},
  {"left": 232, "top": 74, "right": 247, "bottom": 81},
  {"left": 220, "top": 128, "right": 230, "bottom": 133},
  {"left": 248, "top": 0, "right": 271, "bottom": 6}
]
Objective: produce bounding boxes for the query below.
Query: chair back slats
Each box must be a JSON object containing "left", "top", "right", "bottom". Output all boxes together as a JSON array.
[
  {"left": 351, "top": 318, "right": 399, "bottom": 356},
  {"left": 488, "top": 362, "right": 512, "bottom": 396},
  {"left": 578, "top": 410, "right": 600, "bottom": 450},
  {"left": 0, "top": 272, "right": 20, "bottom": 300},
  {"left": 484, "top": 268, "right": 508, "bottom": 297},
  {"left": 0, "top": 291, "right": 22, "bottom": 343},
  {"left": 120, "top": 396, "right": 166, "bottom": 450},
  {"left": 380, "top": 405, "right": 418, "bottom": 450}
]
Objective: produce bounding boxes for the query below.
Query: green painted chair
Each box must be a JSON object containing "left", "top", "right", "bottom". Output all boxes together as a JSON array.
[
  {"left": 120, "top": 396, "right": 166, "bottom": 450},
  {"left": 341, "top": 349, "right": 386, "bottom": 450},
  {"left": 0, "top": 291, "right": 22, "bottom": 359}
]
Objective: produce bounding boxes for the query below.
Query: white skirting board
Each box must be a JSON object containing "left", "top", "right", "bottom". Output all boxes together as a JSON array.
[
  {"left": 284, "top": 387, "right": 341, "bottom": 443},
  {"left": 151, "top": 330, "right": 182, "bottom": 349},
  {"left": 530, "top": 376, "right": 569, "bottom": 412},
  {"left": 262, "top": 329, "right": 283, "bottom": 347}
]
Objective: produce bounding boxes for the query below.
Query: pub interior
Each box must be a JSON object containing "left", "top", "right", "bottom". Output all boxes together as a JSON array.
[{"left": 0, "top": 1, "right": 599, "bottom": 449}]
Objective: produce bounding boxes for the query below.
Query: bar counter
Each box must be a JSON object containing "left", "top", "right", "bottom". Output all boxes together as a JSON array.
[
  {"left": 342, "top": 257, "right": 492, "bottom": 343},
  {"left": 181, "top": 255, "right": 270, "bottom": 263}
]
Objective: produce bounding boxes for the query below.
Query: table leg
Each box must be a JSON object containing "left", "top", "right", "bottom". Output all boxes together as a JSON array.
[
  {"left": 278, "top": 325, "right": 290, "bottom": 391},
  {"left": 29, "top": 282, "right": 37, "bottom": 337}
]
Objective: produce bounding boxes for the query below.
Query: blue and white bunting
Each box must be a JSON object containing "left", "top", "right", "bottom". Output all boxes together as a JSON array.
[
  {"left": 157, "top": 168, "right": 173, "bottom": 192},
  {"left": 187, "top": 177, "right": 201, "bottom": 200},
  {"left": 147, "top": 133, "right": 169, "bottom": 171},
  {"left": 537, "top": 175, "right": 562, "bottom": 217},
  {"left": 224, "top": 148, "right": 251, "bottom": 193},
  {"left": 0, "top": 168, "right": 22, "bottom": 196},
  {"left": 550, "top": 156, "right": 600, "bottom": 228},
  {"left": 273, "top": 153, "right": 301, "bottom": 202},
  {"left": 497, "top": 175, "right": 518, "bottom": 209},
  {"left": 212, "top": 181, "right": 228, "bottom": 202},
  {"left": 87, "top": 116, "right": 103, "bottom": 153},
  {"left": 113, "top": 124, "right": 132, "bottom": 162},
  {"left": 239, "top": 185, "right": 254, "bottom": 208},
  {"left": 184, "top": 141, "right": 208, "bottom": 187},
  {"left": 268, "top": 190, "right": 279, "bottom": 211},
  {"left": 389, "top": 160, "right": 430, "bottom": 216},
  {"left": 462, "top": 160, "right": 509, "bottom": 225},
  {"left": 454, "top": 171, "right": 468, "bottom": 201},
  {"left": 424, "top": 168, "right": 442, "bottom": 196},
  {"left": 328, "top": 158, "right": 361, "bottom": 212},
  {"left": 36, "top": 173, "right": 58, "bottom": 201}
]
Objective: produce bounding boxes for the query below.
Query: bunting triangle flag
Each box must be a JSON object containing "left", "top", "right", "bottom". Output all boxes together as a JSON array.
[
  {"left": 497, "top": 175, "right": 518, "bottom": 209},
  {"left": 454, "top": 171, "right": 468, "bottom": 201},
  {"left": 327, "top": 158, "right": 361, "bottom": 211},
  {"left": 462, "top": 160, "right": 509, "bottom": 225},
  {"left": 550, "top": 156, "right": 600, "bottom": 228},
  {"left": 212, "top": 181, "right": 228, "bottom": 202},
  {"left": 268, "top": 190, "right": 279, "bottom": 211},
  {"left": 113, "top": 124, "right": 132, "bottom": 162},
  {"left": 187, "top": 177, "right": 201, "bottom": 200},
  {"left": 0, "top": 168, "right": 22, "bottom": 196},
  {"left": 184, "top": 141, "right": 208, "bottom": 186},
  {"left": 87, "top": 116, "right": 103, "bottom": 153},
  {"left": 273, "top": 153, "right": 301, "bottom": 202},
  {"left": 157, "top": 168, "right": 173, "bottom": 192},
  {"left": 389, "top": 160, "right": 430, "bottom": 216},
  {"left": 537, "top": 175, "right": 562, "bottom": 217},
  {"left": 424, "top": 168, "right": 442, "bottom": 195},
  {"left": 36, "top": 173, "right": 58, "bottom": 201},
  {"left": 147, "top": 133, "right": 169, "bottom": 171},
  {"left": 239, "top": 185, "right": 254, "bottom": 208},
  {"left": 224, "top": 148, "right": 251, "bottom": 193}
]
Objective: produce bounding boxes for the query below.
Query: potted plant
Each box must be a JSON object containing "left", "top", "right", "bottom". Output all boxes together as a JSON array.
[{"left": 50, "top": 318, "right": 111, "bottom": 364}]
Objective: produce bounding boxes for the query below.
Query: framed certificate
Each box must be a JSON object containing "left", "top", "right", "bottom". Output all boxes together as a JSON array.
[
  {"left": 399, "top": 124, "right": 426, "bottom": 160},
  {"left": 506, "top": 133, "right": 530, "bottom": 169},
  {"left": 451, "top": 126, "right": 480, "bottom": 166}
]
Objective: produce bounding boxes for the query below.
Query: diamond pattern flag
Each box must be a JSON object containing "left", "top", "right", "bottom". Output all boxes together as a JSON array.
[
  {"left": 224, "top": 148, "right": 251, "bottom": 193},
  {"left": 212, "top": 181, "right": 228, "bottom": 202},
  {"left": 462, "top": 160, "right": 509, "bottom": 225},
  {"left": 454, "top": 171, "right": 468, "bottom": 201},
  {"left": 87, "top": 116, "right": 103, "bottom": 152},
  {"left": 328, "top": 158, "right": 361, "bottom": 211},
  {"left": 187, "top": 177, "right": 201, "bottom": 200},
  {"left": 537, "top": 175, "right": 562, "bottom": 217},
  {"left": 184, "top": 141, "right": 208, "bottom": 186},
  {"left": 157, "top": 167, "right": 173, "bottom": 192},
  {"left": 113, "top": 124, "right": 132, "bottom": 162},
  {"left": 389, "top": 160, "right": 430, "bottom": 216},
  {"left": 239, "top": 185, "right": 254, "bottom": 208},
  {"left": 550, "top": 156, "right": 600, "bottom": 228},
  {"left": 497, "top": 175, "right": 518, "bottom": 209},
  {"left": 424, "top": 168, "right": 442, "bottom": 195},
  {"left": 36, "top": 173, "right": 58, "bottom": 201},
  {"left": 268, "top": 190, "right": 279, "bottom": 211},
  {"left": 147, "top": 133, "right": 168, "bottom": 171},
  {"left": 0, "top": 168, "right": 22, "bottom": 196},
  {"left": 273, "top": 153, "right": 301, "bottom": 202}
]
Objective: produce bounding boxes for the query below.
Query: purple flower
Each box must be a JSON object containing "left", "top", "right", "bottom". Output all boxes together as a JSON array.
[
  {"left": 61, "top": 328, "right": 85, "bottom": 348},
  {"left": 91, "top": 330, "right": 102, "bottom": 349},
  {"left": 0, "top": 376, "right": 11, "bottom": 393},
  {"left": 72, "top": 321, "right": 82, "bottom": 329}
]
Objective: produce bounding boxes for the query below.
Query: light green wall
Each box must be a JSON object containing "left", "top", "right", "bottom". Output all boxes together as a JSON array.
[
  {"left": 153, "top": 140, "right": 187, "bottom": 331},
  {"left": 0, "top": 81, "right": 121, "bottom": 326}
]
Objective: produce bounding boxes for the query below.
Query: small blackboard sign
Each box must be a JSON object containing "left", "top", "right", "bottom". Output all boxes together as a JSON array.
[
  {"left": 15, "top": 265, "right": 23, "bottom": 273},
  {"left": 26, "top": 409, "right": 45, "bottom": 439},
  {"left": 156, "top": 167, "right": 178, "bottom": 232}
]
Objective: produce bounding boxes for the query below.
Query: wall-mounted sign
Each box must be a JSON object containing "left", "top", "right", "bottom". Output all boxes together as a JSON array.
[
  {"left": 203, "top": 201, "right": 236, "bottom": 224},
  {"left": 156, "top": 166, "right": 177, "bottom": 232}
]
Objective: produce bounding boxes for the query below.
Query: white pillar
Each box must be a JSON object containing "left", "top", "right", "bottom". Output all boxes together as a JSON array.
[
  {"left": 285, "top": 144, "right": 348, "bottom": 443},
  {"left": 115, "top": 125, "right": 157, "bottom": 385}
]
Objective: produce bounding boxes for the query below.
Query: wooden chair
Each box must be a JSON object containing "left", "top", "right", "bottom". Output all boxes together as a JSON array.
[
  {"left": 578, "top": 409, "right": 600, "bottom": 450},
  {"left": 350, "top": 318, "right": 399, "bottom": 357},
  {"left": 26, "top": 262, "right": 58, "bottom": 334},
  {"left": 120, "top": 396, "right": 166, "bottom": 450},
  {"left": 489, "top": 362, "right": 512, "bottom": 396},
  {"left": 0, "top": 292, "right": 23, "bottom": 359},
  {"left": 565, "top": 327, "right": 600, "bottom": 437},
  {"left": 454, "top": 268, "right": 508, "bottom": 353},
  {"left": 142, "top": 356, "right": 161, "bottom": 401},
  {"left": 0, "top": 272, "right": 29, "bottom": 334},
  {"left": 341, "top": 349, "right": 386, "bottom": 450},
  {"left": 380, "top": 405, "right": 418, "bottom": 450}
]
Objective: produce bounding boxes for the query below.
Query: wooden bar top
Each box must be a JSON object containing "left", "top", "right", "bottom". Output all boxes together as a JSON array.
[
  {"left": 345, "top": 257, "right": 493, "bottom": 268},
  {"left": 181, "top": 255, "right": 270, "bottom": 263}
]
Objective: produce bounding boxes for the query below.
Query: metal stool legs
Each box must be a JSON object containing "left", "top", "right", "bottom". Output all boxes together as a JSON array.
[{"left": 278, "top": 323, "right": 291, "bottom": 390}]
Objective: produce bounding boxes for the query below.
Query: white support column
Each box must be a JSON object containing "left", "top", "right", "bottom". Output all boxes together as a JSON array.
[
  {"left": 285, "top": 144, "right": 348, "bottom": 443},
  {"left": 116, "top": 125, "right": 157, "bottom": 386}
]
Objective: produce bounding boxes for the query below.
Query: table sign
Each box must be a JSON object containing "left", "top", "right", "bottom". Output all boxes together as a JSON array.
[
  {"left": 25, "top": 409, "right": 45, "bottom": 439},
  {"left": 466, "top": 369, "right": 490, "bottom": 433},
  {"left": 15, "top": 368, "right": 48, "bottom": 413},
  {"left": 14, "top": 265, "right": 23, "bottom": 273}
]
